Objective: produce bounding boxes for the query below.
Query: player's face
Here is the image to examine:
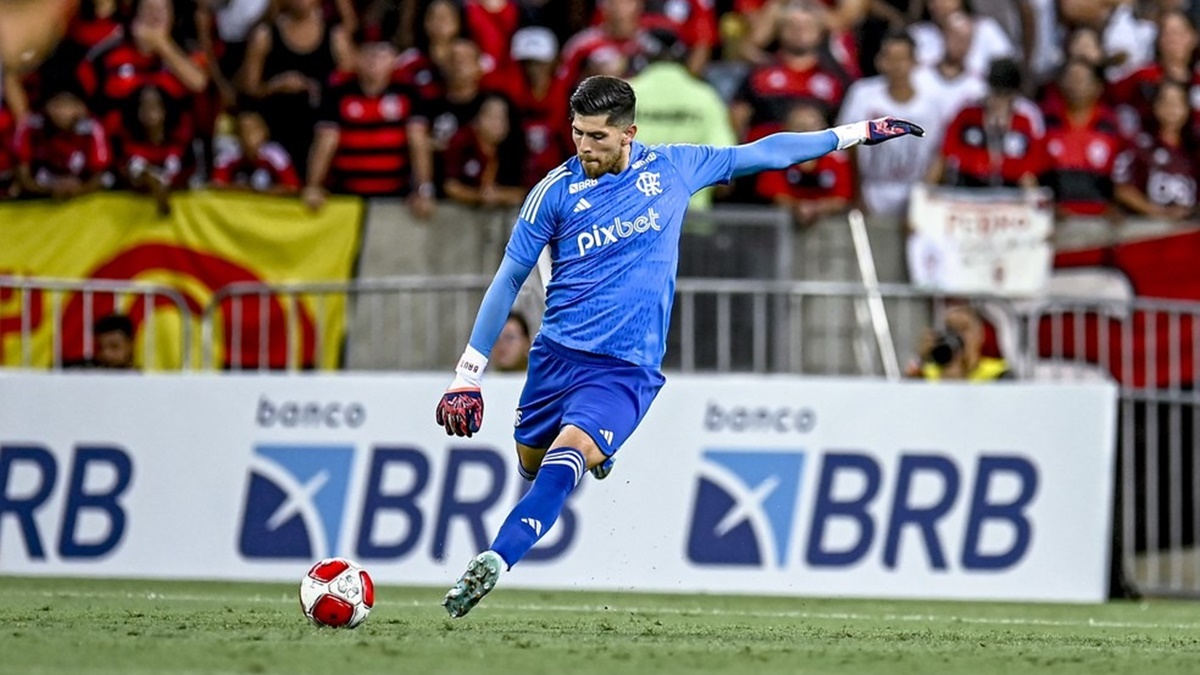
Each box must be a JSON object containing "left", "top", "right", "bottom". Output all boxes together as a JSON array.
[{"left": 572, "top": 114, "right": 636, "bottom": 179}]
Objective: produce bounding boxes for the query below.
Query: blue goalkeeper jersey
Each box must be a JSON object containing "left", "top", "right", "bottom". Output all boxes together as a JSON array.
[{"left": 505, "top": 141, "right": 736, "bottom": 368}]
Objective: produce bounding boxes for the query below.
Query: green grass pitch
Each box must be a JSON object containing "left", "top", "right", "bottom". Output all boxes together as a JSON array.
[{"left": 1, "top": 576, "right": 1198, "bottom": 675}]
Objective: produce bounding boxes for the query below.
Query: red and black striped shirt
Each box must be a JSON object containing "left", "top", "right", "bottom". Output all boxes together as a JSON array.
[
  {"left": 13, "top": 114, "right": 111, "bottom": 183},
  {"left": 318, "top": 73, "right": 426, "bottom": 197}
]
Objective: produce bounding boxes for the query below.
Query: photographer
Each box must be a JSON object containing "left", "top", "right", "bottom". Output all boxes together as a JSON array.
[{"left": 907, "top": 305, "right": 1012, "bottom": 381}]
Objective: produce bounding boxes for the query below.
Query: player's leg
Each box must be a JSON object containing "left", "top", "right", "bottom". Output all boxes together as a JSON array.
[
  {"left": 443, "top": 341, "right": 563, "bottom": 618},
  {"left": 485, "top": 363, "right": 663, "bottom": 573}
]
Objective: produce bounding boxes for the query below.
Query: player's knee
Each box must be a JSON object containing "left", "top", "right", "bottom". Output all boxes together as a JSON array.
[
  {"left": 517, "top": 461, "right": 538, "bottom": 482},
  {"left": 515, "top": 444, "right": 545, "bottom": 481}
]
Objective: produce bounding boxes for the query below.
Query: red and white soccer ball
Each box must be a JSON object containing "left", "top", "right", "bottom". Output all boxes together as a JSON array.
[{"left": 299, "top": 557, "right": 375, "bottom": 628}]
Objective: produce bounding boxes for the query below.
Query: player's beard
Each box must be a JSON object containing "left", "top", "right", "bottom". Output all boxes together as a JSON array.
[{"left": 579, "top": 149, "right": 623, "bottom": 179}]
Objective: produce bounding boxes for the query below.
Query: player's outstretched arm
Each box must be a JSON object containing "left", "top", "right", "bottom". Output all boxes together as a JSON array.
[
  {"left": 435, "top": 253, "right": 535, "bottom": 437},
  {"left": 730, "top": 117, "right": 924, "bottom": 178}
]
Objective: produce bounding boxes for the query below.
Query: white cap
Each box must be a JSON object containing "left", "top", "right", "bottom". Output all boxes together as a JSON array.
[{"left": 511, "top": 26, "right": 558, "bottom": 63}]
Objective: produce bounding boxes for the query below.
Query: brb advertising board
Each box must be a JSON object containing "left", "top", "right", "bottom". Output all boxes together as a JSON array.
[{"left": 0, "top": 373, "right": 1116, "bottom": 602}]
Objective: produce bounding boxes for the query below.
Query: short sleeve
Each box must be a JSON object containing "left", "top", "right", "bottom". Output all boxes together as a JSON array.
[
  {"left": 505, "top": 166, "right": 570, "bottom": 266},
  {"left": 658, "top": 143, "right": 736, "bottom": 194}
]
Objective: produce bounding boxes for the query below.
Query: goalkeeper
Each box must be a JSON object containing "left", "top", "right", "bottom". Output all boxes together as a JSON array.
[{"left": 435, "top": 75, "right": 923, "bottom": 618}]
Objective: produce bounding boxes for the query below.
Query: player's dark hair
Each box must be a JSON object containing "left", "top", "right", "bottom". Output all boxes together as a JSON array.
[
  {"left": 570, "top": 76, "right": 637, "bottom": 128},
  {"left": 94, "top": 313, "right": 134, "bottom": 339}
]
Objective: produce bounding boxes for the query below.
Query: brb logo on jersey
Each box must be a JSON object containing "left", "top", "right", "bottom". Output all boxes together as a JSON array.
[
  {"left": 576, "top": 207, "right": 662, "bottom": 257},
  {"left": 239, "top": 444, "right": 355, "bottom": 559},
  {"left": 686, "top": 450, "right": 806, "bottom": 567}
]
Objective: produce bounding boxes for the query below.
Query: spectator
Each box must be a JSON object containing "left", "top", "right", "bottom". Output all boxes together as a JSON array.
[
  {"left": 428, "top": 39, "right": 492, "bottom": 150},
  {"left": 1114, "top": 80, "right": 1197, "bottom": 221},
  {"left": 837, "top": 29, "right": 943, "bottom": 217},
  {"left": 425, "top": 38, "right": 514, "bottom": 193},
  {"left": 589, "top": 0, "right": 719, "bottom": 76},
  {"left": 14, "top": 84, "right": 111, "bottom": 199},
  {"left": 92, "top": 313, "right": 136, "bottom": 369},
  {"left": 738, "top": 0, "right": 867, "bottom": 78},
  {"left": 1040, "top": 58, "right": 1124, "bottom": 219},
  {"left": 237, "top": 0, "right": 352, "bottom": 179},
  {"left": 463, "top": 0, "right": 522, "bottom": 84},
  {"left": 1109, "top": 10, "right": 1200, "bottom": 137},
  {"left": 628, "top": 28, "right": 736, "bottom": 214},
  {"left": 394, "top": 0, "right": 461, "bottom": 102},
  {"left": 928, "top": 57, "right": 1044, "bottom": 188},
  {"left": 491, "top": 312, "right": 532, "bottom": 373},
  {"left": 443, "top": 94, "right": 526, "bottom": 208},
  {"left": 912, "top": 12, "right": 987, "bottom": 126},
  {"left": 195, "top": 0, "right": 274, "bottom": 109},
  {"left": 908, "top": 0, "right": 1016, "bottom": 78},
  {"left": 1036, "top": 27, "right": 1109, "bottom": 121},
  {"left": 304, "top": 19, "right": 434, "bottom": 216},
  {"left": 905, "top": 304, "right": 1012, "bottom": 381},
  {"left": 65, "top": 0, "right": 132, "bottom": 60},
  {"left": 78, "top": 0, "right": 209, "bottom": 136},
  {"left": 756, "top": 101, "right": 852, "bottom": 227},
  {"left": 211, "top": 107, "right": 302, "bottom": 194},
  {"left": 731, "top": 1, "right": 848, "bottom": 140},
  {"left": 1060, "top": 0, "right": 1156, "bottom": 82},
  {"left": 116, "top": 85, "right": 191, "bottom": 214},
  {"left": 558, "top": 0, "right": 654, "bottom": 86},
  {"left": 505, "top": 27, "right": 572, "bottom": 188}
]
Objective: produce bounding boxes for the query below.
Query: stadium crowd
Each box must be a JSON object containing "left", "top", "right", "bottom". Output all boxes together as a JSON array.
[{"left": 0, "top": 0, "right": 1198, "bottom": 223}]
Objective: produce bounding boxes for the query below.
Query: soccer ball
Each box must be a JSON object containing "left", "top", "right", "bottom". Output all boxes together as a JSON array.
[{"left": 299, "top": 557, "right": 375, "bottom": 628}]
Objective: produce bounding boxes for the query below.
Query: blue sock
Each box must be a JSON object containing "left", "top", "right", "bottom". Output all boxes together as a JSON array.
[{"left": 490, "top": 447, "right": 584, "bottom": 568}]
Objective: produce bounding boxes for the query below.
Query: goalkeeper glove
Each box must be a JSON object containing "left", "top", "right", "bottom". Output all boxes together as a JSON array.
[
  {"left": 831, "top": 117, "right": 925, "bottom": 149},
  {"left": 435, "top": 346, "right": 487, "bottom": 437}
]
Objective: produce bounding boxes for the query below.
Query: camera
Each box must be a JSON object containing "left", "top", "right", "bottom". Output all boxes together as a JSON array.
[{"left": 929, "top": 330, "right": 965, "bottom": 366}]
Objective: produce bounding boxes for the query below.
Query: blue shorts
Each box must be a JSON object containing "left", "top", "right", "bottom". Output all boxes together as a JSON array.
[{"left": 513, "top": 336, "right": 666, "bottom": 457}]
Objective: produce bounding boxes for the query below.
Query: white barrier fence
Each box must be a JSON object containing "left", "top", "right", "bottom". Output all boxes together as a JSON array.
[{"left": 0, "top": 373, "right": 1116, "bottom": 603}]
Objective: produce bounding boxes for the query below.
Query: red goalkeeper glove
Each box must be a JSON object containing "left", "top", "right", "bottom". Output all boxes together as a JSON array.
[
  {"left": 832, "top": 117, "right": 925, "bottom": 149},
  {"left": 435, "top": 387, "right": 484, "bottom": 437},
  {"left": 435, "top": 346, "right": 487, "bottom": 437}
]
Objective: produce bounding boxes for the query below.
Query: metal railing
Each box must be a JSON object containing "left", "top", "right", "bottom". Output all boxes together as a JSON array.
[
  {"left": 199, "top": 276, "right": 495, "bottom": 371},
  {"left": 0, "top": 276, "right": 194, "bottom": 370},
  {"left": 1026, "top": 294, "right": 1200, "bottom": 598}
]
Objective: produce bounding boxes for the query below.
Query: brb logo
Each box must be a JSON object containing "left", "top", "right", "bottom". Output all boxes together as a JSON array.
[
  {"left": 576, "top": 207, "right": 662, "bottom": 257},
  {"left": 239, "top": 444, "right": 355, "bottom": 559},
  {"left": 687, "top": 450, "right": 1039, "bottom": 571},
  {"left": 238, "top": 445, "right": 579, "bottom": 562},
  {"left": 0, "top": 444, "right": 134, "bottom": 559}
]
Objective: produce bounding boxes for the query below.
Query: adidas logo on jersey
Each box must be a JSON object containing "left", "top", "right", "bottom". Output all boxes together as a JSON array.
[
  {"left": 573, "top": 198, "right": 592, "bottom": 213},
  {"left": 576, "top": 207, "right": 662, "bottom": 257}
]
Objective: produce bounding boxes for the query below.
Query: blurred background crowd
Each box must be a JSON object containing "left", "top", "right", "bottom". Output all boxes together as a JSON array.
[{"left": 0, "top": 0, "right": 1198, "bottom": 224}]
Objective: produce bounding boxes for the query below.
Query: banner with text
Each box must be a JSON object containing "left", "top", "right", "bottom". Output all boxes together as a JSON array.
[
  {"left": 0, "top": 192, "right": 363, "bottom": 370},
  {"left": 907, "top": 184, "right": 1054, "bottom": 296},
  {"left": 0, "top": 373, "right": 1116, "bottom": 602}
]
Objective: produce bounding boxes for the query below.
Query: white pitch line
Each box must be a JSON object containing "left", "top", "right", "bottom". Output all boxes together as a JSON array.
[{"left": 8, "top": 589, "right": 1200, "bottom": 631}]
